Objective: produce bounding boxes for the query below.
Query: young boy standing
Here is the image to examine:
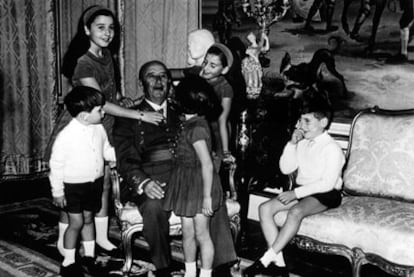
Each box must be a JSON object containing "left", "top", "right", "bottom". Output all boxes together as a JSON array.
[
  {"left": 243, "top": 95, "right": 345, "bottom": 277},
  {"left": 49, "top": 86, "right": 116, "bottom": 277}
]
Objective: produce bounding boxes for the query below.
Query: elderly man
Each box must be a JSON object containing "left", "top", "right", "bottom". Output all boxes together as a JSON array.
[{"left": 113, "top": 60, "right": 236, "bottom": 277}]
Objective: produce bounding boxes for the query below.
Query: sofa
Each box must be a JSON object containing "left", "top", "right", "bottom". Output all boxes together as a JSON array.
[{"left": 274, "top": 107, "right": 414, "bottom": 277}]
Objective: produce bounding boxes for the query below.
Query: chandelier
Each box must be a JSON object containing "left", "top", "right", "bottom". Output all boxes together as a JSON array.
[{"left": 241, "top": 0, "right": 290, "bottom": 33}]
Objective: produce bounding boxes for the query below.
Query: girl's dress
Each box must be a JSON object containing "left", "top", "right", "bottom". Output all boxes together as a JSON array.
[
  {"left": 44, "top": 49, "right": 117, "bottom": 161},
  {"left": 163, "top": 116, "right": 223, "bottom": 217}
]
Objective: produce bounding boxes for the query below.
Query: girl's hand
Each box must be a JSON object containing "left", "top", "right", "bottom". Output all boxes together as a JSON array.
[
  {"left": 53, "top": 196, "right": 66, "bottom": 208},
  {"left": 277, "top": 191, "right": 296, "bottom": 205},
  {"left": 202, "top": 197, "right": 213, "bottom": 216},
  {"left": 137, "top": 111, "right": 164, "bottom": 125}
]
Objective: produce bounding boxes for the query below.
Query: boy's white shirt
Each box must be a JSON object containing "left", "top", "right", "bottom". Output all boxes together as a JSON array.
[
  {"left": 279, "top": 131, "right": 345, "bottom": 199},
  {"left": 48, "top": 118, "right": 116, "bottom": 198}
]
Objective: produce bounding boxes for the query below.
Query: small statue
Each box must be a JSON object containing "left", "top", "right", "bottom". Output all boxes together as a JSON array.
[
  {"left": 241, "top": 31, "right": 269, "bottom": 99},
  {"left": 187, "top": 29, "right": 215, "bottom": 66}
]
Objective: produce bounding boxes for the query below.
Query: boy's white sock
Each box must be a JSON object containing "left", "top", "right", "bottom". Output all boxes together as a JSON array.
[
  {"left": 95, "top": 216, "right": 117, "bottom": 250},
  {"left": 82, "top": 240, "right": 95, "bottom": 257},
  {"left": 62, "top": 248, "right": 76, "bottom": 267},
  {"left": 260, "top": 248, "right": 278, "bottom": 267},
  {"left": 57, "top": 222, "right": 68, "bottom": 257},
  {"left": 199, "top": 268, "right": 212, "bottom": 277},
  {"left": 184, "top": 261, "right": 197, "bottom": 277},
  {"left": 275, "top": 251, "right": 286, "bottom": 267}
]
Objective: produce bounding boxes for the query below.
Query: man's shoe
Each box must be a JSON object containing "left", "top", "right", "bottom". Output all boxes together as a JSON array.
[
  {"left": 243, "top": 260, "right": 288, "bottom": 277},
  {"left": 81, "top": 256, "right": 107, "bottom": 276},
  {"left": 60, "top": 263, "right": 84, "bottom": 277}
]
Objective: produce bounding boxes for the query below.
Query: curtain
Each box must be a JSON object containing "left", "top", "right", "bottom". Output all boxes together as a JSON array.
[
  {"left": 120, "top": 0, "right": 200, "bottom": 99},
  {"left": 0, "top": 0, "right": 56, "bottom": 180}
]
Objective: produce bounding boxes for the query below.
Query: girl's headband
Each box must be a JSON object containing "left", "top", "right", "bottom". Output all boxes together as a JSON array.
[
  {"left": 210, "top": 43, "right": 234, "bottom": 69},
  {"left": 83, "top": 5, "right": 112, "bottom": 25}
]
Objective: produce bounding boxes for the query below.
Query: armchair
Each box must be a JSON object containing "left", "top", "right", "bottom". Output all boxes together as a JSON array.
[{"left": 109, "top": 167, "right": 241, "bottom": 276}]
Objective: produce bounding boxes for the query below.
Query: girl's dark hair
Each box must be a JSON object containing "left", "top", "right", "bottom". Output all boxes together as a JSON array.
[
  {"left": 61, "top": 5, "right": 120, "bottom": 79},
  {"left": 173, "top": 75, "right": 222, "bottom": 121},
  {"left": 64, "top": 86, "right": 105, "bottom": 117},
  {"left": 206, "top": 46, "right": 228, "bottom": 68}
]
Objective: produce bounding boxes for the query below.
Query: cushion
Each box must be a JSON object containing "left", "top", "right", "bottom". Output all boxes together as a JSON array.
[
  {"left": 274, "top": 196, "right": 414, "bottom": 265},
  {"left": 343, "top": 113, "right": 414, "bottom": 201}
]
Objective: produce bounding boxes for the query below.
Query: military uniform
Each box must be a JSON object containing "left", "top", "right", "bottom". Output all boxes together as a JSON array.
[{"left": 113, "top": 100, "right": 237, "bottom": 271}]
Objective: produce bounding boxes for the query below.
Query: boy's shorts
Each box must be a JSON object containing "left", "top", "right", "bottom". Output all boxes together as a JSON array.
[
  {"left": 64, "top": 177, "right": 103, "bottom": 214},
  {"left": 311, "top": 189, "right": 342, "bottom": 209}
]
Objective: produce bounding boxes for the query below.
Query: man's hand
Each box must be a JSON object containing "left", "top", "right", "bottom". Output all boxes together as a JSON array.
[
  {"left": 53, "top": 196, "right": 66, "bottom": 208},
  {"left": 290, "top": 129, "right": 304, "bottom": 144},
  {"left": 143, "top": 180, "right": 166, "bottom": 199},
  {"left": 277, "top": 191, "right": 297, "bottom": 205}
]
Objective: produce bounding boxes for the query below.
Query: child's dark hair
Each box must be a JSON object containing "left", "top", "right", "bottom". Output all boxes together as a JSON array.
[
  {"left": 61, "top": 5, "right": 120, "bottom": 79},
  {"left": 64, "top": 86, "right": 105, "bottom": 117},
  {"left": 173, "top": 75, "right": 222, "bottom": 121},
  {"left": 206, "top": 43, "right": 234, "bottom": 69},
  {"left": 301, "top": 92, "right": 333, "bottom": 128}
]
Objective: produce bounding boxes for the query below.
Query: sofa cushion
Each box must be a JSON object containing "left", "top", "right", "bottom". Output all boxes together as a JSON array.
[
  {"left": 343, "top": 113, "right": 414, "bottom": 201},
  {"left": 274, "top": 196, "right": 414, "bottom": 265}
]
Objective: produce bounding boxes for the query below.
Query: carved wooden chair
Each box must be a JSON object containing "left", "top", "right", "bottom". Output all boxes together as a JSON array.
[{"left": 110, "top": 167, "right": 241, "bottom": 276}]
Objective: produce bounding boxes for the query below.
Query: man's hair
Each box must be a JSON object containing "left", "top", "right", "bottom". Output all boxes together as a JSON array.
[
  {"left": 301, "top": 92, "right": 333, "bottom": 127},
  {"left": 138, "top": 60, "right": 171, "bottom": 82},
  {"left": 64, "top": 86, "right": 105, "bottom": 117},
  {"left": 173, "top": 75, "right": 222, "bottom": 121}
]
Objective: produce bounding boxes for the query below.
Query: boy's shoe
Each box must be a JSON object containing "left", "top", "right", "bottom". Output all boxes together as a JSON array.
[
  {"left": 81, "top": 256, "right": 107, "bottom": 276},
  {"left": 60, "top": 263, "right": 84, "bottom": 277}
]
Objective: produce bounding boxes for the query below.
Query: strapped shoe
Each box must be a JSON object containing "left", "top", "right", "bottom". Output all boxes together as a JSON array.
[
  {"left": 243, "top": 260, "right": 288, "bottom": 277},
  {"left": 81, "top": 256, "right": 107, "bottom": 276},
  {"left": 96, "top": 244, "right": 120, "bottom": 258},
  {"left": 60, "top": 263, "right": 84, "bottom": 277}
]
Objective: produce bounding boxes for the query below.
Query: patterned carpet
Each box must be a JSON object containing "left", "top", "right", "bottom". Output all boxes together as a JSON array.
[
  {"left": 0, "top": 198, "right": 394, "bottom": 277},
  {"left": 0, "top": 240, "right": 59, "bottom": 277}
]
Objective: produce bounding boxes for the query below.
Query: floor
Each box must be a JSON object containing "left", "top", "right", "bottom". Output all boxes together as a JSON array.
[{"left": 0, "top": 177, "right": 396, "bottom": 277}]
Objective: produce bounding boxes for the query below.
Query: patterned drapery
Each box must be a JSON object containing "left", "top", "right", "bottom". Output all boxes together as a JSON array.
[
  {"left": 0, "top": 0, "right": 56, "bottom": 180},
  {"left": 119, "top": 0, "right": 200, "bottom": 98},
  {"left": 0, "top": 0, "right": 199, "bottom": 180}
]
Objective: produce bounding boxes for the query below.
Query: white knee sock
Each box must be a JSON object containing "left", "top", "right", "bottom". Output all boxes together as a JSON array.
[
  {"left": 199, "top": 268, "right": 212, "bottom": 277},
  {"left": 260, "top": 248, "right": 278, "bottom": 267},
  {"left": 57, "top": 222, "right": 68, "bottom": 257},
  {"left": 184, "top": 261, "right": 197, "bottom": 277},
  {"left": 62, "top": 248, "right": 76, "bottom": 267},
  {"left": 95, "top": 216, "right": 117, "bottom": 250},
  {"left": 82, "top": 240, "right": 95, "bottom": 258}
]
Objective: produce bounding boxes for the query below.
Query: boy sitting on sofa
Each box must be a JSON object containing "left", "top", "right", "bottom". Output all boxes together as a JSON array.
[{"left": 243, "top": 94, "right": 345, "bottom": 277}]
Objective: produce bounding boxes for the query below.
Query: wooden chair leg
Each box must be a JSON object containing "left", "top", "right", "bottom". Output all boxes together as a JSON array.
[{"left": 121, "top": 225, "right": 143, "bottom": 276}]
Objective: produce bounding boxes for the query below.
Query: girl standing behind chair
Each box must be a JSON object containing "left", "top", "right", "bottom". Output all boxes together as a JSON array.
[
  {"left": 199, "top": 43, "right": 235, "bottom": 166},
  {"left": 47, "top": 5, "right": 164, "bottom": 257},
  {"left": 163, "top": 76, "right": 223, "bottom": 277}
]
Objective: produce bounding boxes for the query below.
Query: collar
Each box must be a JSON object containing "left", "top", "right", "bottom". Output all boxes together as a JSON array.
[
  {"left": 307, "top": 131, "right": 329, "bottom": 144},
  {"left": 145, "top": 99, "right": 167, "bottom": 117}
]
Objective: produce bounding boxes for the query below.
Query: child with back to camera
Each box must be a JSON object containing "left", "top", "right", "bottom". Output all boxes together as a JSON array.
[
  {"left": 163, "top": 75, "right": 224, "bottom": 277},
  {"left": 49, "top": 86, "right": 116, "bottom": 277},
  {"left": 46, "top": 5, "right": 164, "bottom": 257}
]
